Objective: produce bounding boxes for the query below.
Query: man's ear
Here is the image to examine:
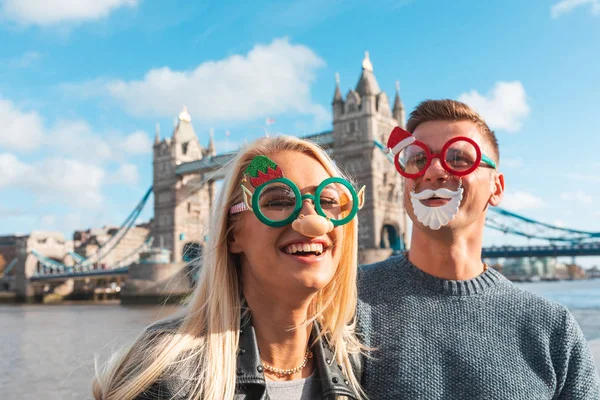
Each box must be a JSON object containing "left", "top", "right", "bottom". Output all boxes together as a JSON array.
[{"left": 489, "top": 171, "right": 505, "bottom": 207}]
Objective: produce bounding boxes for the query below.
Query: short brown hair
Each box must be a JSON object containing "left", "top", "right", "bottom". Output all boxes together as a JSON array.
[{"left": 406, "top": 99, "right": 499, "bottom": 163}]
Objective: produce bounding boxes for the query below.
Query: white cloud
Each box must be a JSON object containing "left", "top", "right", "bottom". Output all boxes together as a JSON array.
[
  {"left": 8, "top": 51, "right": 42, "bottom": 68},
  {"left": 48, "top": 121, "right": 150, "bottom": 161},
  {"left": 458, "top": 81, "right": 530, "bottom": 133},
  {"left": 0, "top": 96, "right": 150, "bottom": 161},
  {"left": 560, "top": 190, "right": 593, "bottom": 204},
  {"left": 36, "top": 158, "right": 106, "bottom": 208},
  {"left": 101, "top": 37, "right": 329, "bottom": 126},
  {"left": 551, "top": 0, "right": 600, "bottom": 19},
  {"left": 111, "top": 163, "right": 139, "bottom": 185},
  {"left": 0, "top": 152, "right": 106, "bottom": 209},
  {"left": 0, "top": 153, "right": 34, "bottom": 187},
  {"left": 501, "top": 191, "right": 546, "bottom": 211},
  {"left": 1, "top": 0, "right": 139, "bottom": 26},
  {"left": 120, "top": 130, "right": 152, "bottom": 154},
  {"left": 49, "top": 119, "right": 114, "bottom": 161},
  {"left": 0, "top": 97, "right": 45, "bottom": 151}
]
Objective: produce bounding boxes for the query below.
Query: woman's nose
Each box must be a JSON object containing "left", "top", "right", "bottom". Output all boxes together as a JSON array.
[{"left": 300, "top": 198, "right": 318, "bottom": 215}]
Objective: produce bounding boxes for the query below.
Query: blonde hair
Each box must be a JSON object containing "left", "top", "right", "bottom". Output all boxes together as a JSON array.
[
  {"left": 92, "top": 135, "right": 365, "bottom": 400},
  {"left": 407, "top": 99, "right": 500, "bottom": 163}
]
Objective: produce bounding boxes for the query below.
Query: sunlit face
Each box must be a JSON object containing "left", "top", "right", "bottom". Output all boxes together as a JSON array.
[
  {"left": 404, "top": 120, "right": 504, "bottom": 232},
  {"left": 230, "top": 151, "right": 344, "bottom": 298}
]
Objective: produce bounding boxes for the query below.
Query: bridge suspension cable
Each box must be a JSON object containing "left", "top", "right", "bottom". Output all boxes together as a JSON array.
[
  {"left": 77, "top": 187, "right": 153, "bottom": 268},
  {"left": 68, "top": 251, "right": 86, "bottom": 264},
  {"left": 1, "top": 257, "right": 18, "bottom": 279}
]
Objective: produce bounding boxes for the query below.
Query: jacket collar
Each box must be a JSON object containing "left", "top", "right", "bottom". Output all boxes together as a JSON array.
[{"left": 235, "top": 313, "right": 358, "bottom": 399}]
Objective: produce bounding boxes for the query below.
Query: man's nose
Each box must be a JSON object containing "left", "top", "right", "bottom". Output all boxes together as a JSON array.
[{"left": 422, "top": 156, "right": 449, "bottom": 182}]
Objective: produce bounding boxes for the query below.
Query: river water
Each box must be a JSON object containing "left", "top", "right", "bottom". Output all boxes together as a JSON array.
[{"left": 1, "top": 280, "right": 600, "bottom": 400}]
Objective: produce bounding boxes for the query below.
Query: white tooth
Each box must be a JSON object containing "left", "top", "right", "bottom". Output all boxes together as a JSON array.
[
  {"left": 294, "top": 244, "right": 301, "bottom": 253},
  {"left": 303, "top": 243, "right": 311, "bottom": 252},
  {"left": 309, "top": 243, "right": 323, "bottom": 253}
]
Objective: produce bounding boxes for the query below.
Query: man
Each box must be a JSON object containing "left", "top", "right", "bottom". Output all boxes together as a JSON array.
[{"left": 357, "top": 99, "right": 600, "bottom": 399}]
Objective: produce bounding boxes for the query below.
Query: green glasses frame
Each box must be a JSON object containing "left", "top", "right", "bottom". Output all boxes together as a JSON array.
[{"left": 242, "top": 177, "right": 362, "bottom": 228}]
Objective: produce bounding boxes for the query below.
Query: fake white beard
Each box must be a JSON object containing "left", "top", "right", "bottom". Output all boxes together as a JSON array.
[{"left": 410, "top": 186, "right": 464, "bottom": 230}]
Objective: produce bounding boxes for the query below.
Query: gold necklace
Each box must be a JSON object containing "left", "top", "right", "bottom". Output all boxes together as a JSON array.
[{"left": 261, "top": 349, "right": 313, "bottom": 377}]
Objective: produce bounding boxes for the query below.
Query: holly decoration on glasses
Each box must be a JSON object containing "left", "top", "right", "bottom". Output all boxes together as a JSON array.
[{"left": 245, "top": 155, "right": 284, "bottom": 188}]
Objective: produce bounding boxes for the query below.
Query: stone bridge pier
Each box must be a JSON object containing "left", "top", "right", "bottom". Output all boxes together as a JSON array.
[{"left": 120, "top": 248, "right": 193, "bottom": 304}]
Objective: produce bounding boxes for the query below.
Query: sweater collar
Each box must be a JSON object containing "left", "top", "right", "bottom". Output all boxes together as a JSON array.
[{"left": 398, "top": 254, "right": 506, "bottom": 296}]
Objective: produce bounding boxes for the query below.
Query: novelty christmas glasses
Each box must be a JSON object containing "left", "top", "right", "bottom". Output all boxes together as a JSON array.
[
  {"left": 243, "top": 177, "right": 360, "bottom": 227},
  {"left": 229, "top": 155, "right": 363, "bottom": 228},
  {"left": 395, "top": 137, "right": 497, "bottom": 179}
]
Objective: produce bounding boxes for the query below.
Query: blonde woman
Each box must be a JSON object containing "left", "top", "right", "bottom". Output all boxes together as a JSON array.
[{"left": 93, "top": 135, "right": 367, "bottom": 400}]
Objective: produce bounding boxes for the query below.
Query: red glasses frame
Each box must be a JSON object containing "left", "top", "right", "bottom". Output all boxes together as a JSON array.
[{"left": 394, "top": 136, "right": 483, "bottom": 179}]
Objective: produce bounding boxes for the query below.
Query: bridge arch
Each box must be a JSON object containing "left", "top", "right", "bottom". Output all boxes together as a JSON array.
[{"left": 380, "top": 223, "right": 403, "bottom": 253}]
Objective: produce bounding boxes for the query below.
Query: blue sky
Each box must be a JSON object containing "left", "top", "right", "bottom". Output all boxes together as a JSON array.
[{"left": 1, "top": 0, "right": 599, "bottom": 264}]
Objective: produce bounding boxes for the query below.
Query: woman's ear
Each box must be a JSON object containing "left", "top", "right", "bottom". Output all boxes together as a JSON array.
[{"left": 228, "top": 226, "right": 243, "bottom": 254}]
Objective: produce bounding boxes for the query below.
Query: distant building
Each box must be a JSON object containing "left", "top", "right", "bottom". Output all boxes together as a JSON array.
[
  {"left": 0, "top": 231, "right": 74, "bottom": 295},
  {"left": 73, "top": 222, "right": 151, "bottom": 267},
  {"left": 501, "top": 257, "right": 560, "bottom": 281}
]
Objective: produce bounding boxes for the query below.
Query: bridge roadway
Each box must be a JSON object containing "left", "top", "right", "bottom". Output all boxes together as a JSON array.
[
  {"left": 482, "top": 241, "right": 600, "bottom": 258},
  {"left": 29, "top": 268, "right": 128, "bottom": 283},
  {"left": 28, "top": 241, "right": 600, "bottom": 282}
]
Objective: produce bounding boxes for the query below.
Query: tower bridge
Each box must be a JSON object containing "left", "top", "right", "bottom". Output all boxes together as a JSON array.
[
  {"left": 152, "top": 52, "right": 409, "bottom": 267},
  {"left": 2, "top": 53, "right": 599, "bottom": 303}
]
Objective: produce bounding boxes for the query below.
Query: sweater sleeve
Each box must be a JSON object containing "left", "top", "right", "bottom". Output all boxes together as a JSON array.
[{"left": 554, "top": 310, "right": 600, "bottom": 400}]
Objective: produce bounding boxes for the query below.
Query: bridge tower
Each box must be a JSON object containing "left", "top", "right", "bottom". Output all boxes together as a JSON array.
[
  {"left": 152, "top": 107, "right": 216, "bottom": 263},
  {"left": 331, "top": 52, "right": 410, "bottom": 263}
]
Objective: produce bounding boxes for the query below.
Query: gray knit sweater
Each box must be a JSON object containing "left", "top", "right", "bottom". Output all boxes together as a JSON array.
[{"left": 356, "top": 255, "right": 600, "bottom": 399}]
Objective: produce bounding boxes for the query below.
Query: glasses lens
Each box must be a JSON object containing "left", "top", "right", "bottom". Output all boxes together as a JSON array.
[
  {"left": 257, "top": 182, "right": 297, "bottom": 222},
  {"left": 444, "top": 139, "right": 478, "bottom": 174},
  {"left": 399, "top": 144, "right": 428, "bottom": 175},
  {"left": 319, "top": 182, "right": 354, "bottom": 222}
]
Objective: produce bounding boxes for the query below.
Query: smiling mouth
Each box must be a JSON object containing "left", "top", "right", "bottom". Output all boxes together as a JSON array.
[{"left": 282, "top": 242, "right": 328, "bottom": 256}]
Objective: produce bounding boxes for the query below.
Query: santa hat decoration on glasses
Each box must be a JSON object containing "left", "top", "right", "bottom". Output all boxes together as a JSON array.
[
  {"left": 385, "top": 126, "right": 496, "bottom": 230},
  {"left": 229, "top": 155, "right": 366, "bottom": 237},
  {"left": 384, "top": 126, "right": 416, "bottom": 156}
]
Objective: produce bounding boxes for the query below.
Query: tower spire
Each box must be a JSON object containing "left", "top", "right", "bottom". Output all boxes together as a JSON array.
[
  {"left": 393, "top": 80, "right": 406, "bottom": 128},
  {"left": 362, "top": 51, "right": 373, "bottom": 72},
  {"left": 355, "top": 51, "right": 380, "bottom": 96},
  {"left": 332, "top": 72, "right": 343, "bottom": 103},
  {"left": 179, "top": 105, "right": 191, "bottom": 123},
  {"left": 207, "top": 128, "right": 216, "bottom": 156},
  {"left": 154, "top": 123, "right": 160, "bottom": 144}
]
